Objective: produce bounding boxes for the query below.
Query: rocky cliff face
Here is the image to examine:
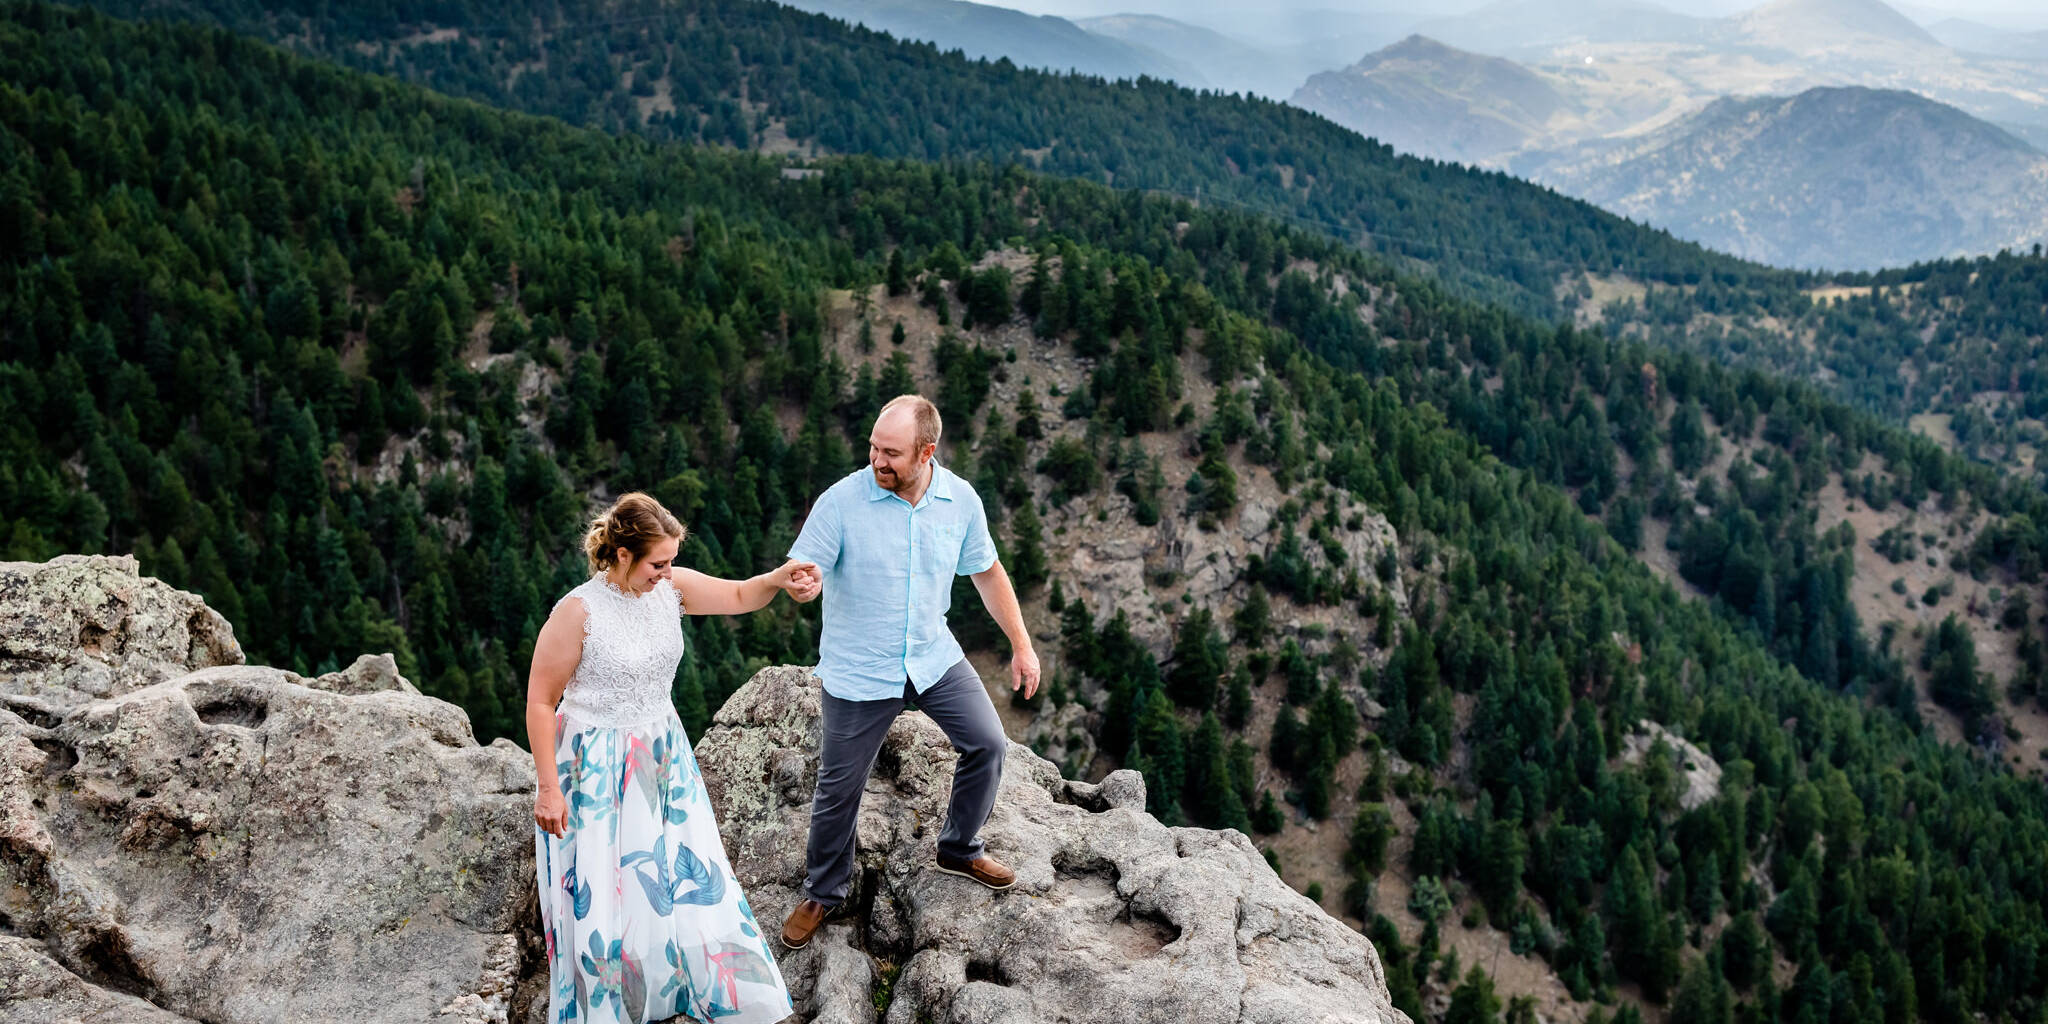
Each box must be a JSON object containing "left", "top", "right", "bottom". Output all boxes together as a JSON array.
[
  {"left": 700, "top": 665, "right": 1410, "bottom": 1024},
  {"left": 0, "top": 556, "right": 1405, "bottom": 1024}
]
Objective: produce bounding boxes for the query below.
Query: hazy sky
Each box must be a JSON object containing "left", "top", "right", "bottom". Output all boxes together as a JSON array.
[{"left": 990, "top": 0, "right": 2048, "bottom": 30}]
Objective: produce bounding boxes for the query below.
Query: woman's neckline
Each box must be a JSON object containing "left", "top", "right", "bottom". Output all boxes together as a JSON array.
[{"left": 594, "top": 572, "right": 659, "bottom": 600}]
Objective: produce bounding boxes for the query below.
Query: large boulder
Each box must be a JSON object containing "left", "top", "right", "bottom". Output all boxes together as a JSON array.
[
  {"left": 0, "top": 561, "right": 540, "bottom": 1024},
  {"left": 698, "top": 665, "right": 1410, "bottom": 1024},
  {"left": 0, "top": 554, "right": 242, "bottom": 709}
]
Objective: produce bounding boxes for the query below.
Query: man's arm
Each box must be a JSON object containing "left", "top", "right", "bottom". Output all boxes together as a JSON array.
[
  {"left": 970, "top": 560, "right": 1040, "bottom": 699},
  {"left": 787, "top": 487, "right": 843, "bottom": 581}
]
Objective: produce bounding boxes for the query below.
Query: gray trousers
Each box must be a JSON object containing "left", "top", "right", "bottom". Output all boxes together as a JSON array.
[{"left": 802, "top": 658, "right": 1006, "bottom": 907}]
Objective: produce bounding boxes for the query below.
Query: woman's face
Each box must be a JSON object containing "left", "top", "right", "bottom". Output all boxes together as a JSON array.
[{"left": 617, "top": 536, "right": 680, "bottom": 592}]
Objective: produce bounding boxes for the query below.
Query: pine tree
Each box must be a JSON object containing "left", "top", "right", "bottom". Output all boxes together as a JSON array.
[
  {"left": 1250, "top": 789, "right": 1285, "bottom": 833},
  {"left": 1347, "top": 803, "right": 1394, "bottom": 874},
  {"left": 1668, "top": 958, "right": 1735, "bottom": 1024},
  {"left": 1444, "top": 967, "right": 1502, "bottom": 1024},
  {"left": 1014, "top": 387, "right": 1043, "bottom": 440},
  {"left": 1008, "top": 498, "right": 1049, "bottom": 592},
  {"left": 1233, "top": 583, "right": 1272, "bottom": 647},
  {"left": 885, "top": 248, "right": 908, "bottom": 296},
  {"left": 1133, "top": 691, "right": 1184, "bottom": 820},
  {"left": 1181, "top": 712, "right": 1229, "bottom": 827},
  {"left": 1224, "top": 664, "right": 1253, "bottom": 729},
  {"left": 1166, "top": 607, "right": 1227, "bottom": 710}
]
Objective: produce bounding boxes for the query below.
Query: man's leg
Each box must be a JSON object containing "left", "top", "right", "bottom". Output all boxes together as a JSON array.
[
  {"left": 912, "top": 658, "right": 1009, "bottom": 866},
  {"left": 801, "top": 690, "right": 902, "bottom": 907}
]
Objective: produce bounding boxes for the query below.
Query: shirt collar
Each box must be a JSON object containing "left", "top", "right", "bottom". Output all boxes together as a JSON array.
[{"left": 863, "top": 462, "right": 954, "bottom": 504}]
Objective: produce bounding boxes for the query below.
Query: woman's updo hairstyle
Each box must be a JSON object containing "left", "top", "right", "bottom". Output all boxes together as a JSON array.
[{"left": 583, "top": 492, "right": 686, "bottom": 573}]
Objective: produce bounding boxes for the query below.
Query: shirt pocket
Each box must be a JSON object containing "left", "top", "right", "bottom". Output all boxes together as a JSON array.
[{"left": 917, "top": 518, "right": 967, "bottom": 576}]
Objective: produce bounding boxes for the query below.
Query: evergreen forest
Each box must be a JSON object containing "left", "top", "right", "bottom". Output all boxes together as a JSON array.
[{"left": 5, "top": 3, "right": 2048, "bottom": 1022}]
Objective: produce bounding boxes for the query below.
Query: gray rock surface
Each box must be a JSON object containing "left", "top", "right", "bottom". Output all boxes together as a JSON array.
[
  {"left": 0, "top": 559, "right": 540, "bottom": 1024},
  {"left": 1621, "top": 720, "right": 1724, "bottom": 812},
  {"left": 0, "top": 935, "right": 202, "bottom": 1023},
  {"left": 3, "top": 558, "right": 1404, "bottom": 1024},
  {"left": 0, "top": 554, "right": 242, "bottom": 709},
  {"left": 698, "top": 665, "right": 1409, "bottom": 1024}
]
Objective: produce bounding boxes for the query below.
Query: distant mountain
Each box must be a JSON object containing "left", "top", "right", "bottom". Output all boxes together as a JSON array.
[
  {"left": 1926, "top": 18, "right": 2048, "bottom": 61},
  {"left": 1998, "top": 119, "right": 2048, "bottom": 151},
  {"left": 783, "top": 0, "right": 1203, "bottom": 83},
  {"left": 1399, "top": 0, "right": 2048, "bottom": 181},
  {"left": 1290, "top": 35, "right": 1578, "bottom": 164},
  {"left": 1409, "top": 0, "right": 1714, "bottom": 57},
  {"left": 1732, "top": 0, "right": 1943, "bottom": 55},
  {"left": 1075, "top": 13, "right": 1297, "bottom": 97},
  {"left": 1521, "top": 86, "right": 2048, "bottom": 268}
]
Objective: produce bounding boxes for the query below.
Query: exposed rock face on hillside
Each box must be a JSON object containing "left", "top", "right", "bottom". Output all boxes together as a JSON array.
[
  {"left": 698, "top": 665, "right": 1410, "bottom": 1024},
  {"left": 1, "top": 556, "right": 1405, "bottom": 1024}
]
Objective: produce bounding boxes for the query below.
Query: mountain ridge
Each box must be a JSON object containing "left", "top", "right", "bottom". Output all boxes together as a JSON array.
[
  {"left": 1734, "top": 0, "right": 1944, "bottom": 52},
  {"left": 1290, "top": 34, "right": 1578, "bottom": 166},
  {"left": 783, "top": 0, "right": 1205, "bottom": 85},
  {"left": 65, "top": 0, "right": 1783, "bottom": 313},
  {"left": 1522, "top": 84, "right": 2048, "bottom": 269}
]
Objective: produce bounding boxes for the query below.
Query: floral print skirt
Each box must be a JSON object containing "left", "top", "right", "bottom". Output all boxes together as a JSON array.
[{"left": 537, "top": 708, "right": 793, "bottom": 1024}]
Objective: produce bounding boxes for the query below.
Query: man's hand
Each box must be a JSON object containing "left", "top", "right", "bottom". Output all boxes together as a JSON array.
[
  {"left": 1009, "top": 645, "right": 1041, "bottom": 700},
  {"left": 775, "top": 560, "right": 823, "bottom": 603}
]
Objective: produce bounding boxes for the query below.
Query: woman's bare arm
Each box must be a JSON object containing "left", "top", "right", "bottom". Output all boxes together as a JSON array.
[
  {"left": 670, "top": 560, "right": 817, "bottom": 616},
  {"left": 526, "top": 597, "right": 586, "bottom": 837}
]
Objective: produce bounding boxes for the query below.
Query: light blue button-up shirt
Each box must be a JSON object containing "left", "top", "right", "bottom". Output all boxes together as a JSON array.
[{"left": 788, "top": 464, "right": 999, "bottom": 701}]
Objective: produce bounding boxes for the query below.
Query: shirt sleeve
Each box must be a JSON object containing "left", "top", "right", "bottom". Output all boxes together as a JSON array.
[
  {"left": 956, "top": 491, "right": 998, "bottom": 576},
  {"left": 788, "top": 486, "right": 844, "bottom": 571}
]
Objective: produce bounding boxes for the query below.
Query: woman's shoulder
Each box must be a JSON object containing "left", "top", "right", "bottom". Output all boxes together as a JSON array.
[{"left": 553, "top": 577, "right": 602, "bottom": 614}]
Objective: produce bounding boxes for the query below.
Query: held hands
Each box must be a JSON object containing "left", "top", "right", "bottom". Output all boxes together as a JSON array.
[
  {"left": 534, "top": 785, "right": 568, "bottom": 838},
  {"left": 1010, "top": 644, "right": 1041, "bottom": 700},
  {"left": 774, "top": 560, "right": 823, "bottom": 603}
]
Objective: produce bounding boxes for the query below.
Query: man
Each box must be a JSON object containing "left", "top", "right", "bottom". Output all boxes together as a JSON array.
[{"left": 780, "top": 394, "right": 1041, "bottom": 950}]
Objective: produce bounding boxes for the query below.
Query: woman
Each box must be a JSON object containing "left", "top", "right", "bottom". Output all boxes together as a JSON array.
[{"left": 528, "top": 492, "right": 814, "bottom": 1024}]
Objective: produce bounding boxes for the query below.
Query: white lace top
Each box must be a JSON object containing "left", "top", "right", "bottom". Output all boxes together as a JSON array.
[{"left": 555, "top": 574, "right": 685, "bottom": 729}]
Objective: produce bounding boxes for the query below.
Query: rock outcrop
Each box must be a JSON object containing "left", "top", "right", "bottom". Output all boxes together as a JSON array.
[
  {"left": 699, "top": 665, "right": 1410, "bottom": 1024},
  {"left": 2, "top": 556, "right": 1405, "bottom": 1024},
  {"left": 0, "top": 556, "right": 540, "bottom": 1024},
  {"left": 0, "top": 554, "right": 241, "bottom": 709}
]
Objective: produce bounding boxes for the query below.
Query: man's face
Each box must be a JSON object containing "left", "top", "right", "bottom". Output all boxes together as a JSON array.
[{"left": 868, "top": 408, "right": 932, "bottom": 494}]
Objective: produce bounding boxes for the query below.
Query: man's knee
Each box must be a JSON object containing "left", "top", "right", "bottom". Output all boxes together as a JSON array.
[{"left": 954, "top": 725, "right": 1006, "bottom": 766}]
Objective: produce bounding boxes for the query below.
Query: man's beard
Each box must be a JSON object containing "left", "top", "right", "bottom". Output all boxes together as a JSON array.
[{"left": 875, "top": 461, "right": 921, "bottom": 494}]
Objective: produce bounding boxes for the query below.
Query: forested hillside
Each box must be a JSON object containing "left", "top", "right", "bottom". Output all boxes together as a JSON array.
[
  {"left": 6, "top": 3, "right": 2048, "bottom": 1023},
  {"left": 71, "top": 0, "right": 1785, "bottom": 316},
  {"left": 90, "top": 0, "right": 2048, "bottom": 491},
  {"left": 1589, "top": 252, "right": 2048, "bottom": 468}
]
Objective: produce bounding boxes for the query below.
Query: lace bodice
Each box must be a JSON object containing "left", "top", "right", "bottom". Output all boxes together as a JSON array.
[{"left": 556, "top": 575, "right": 685, "bottom": 729}]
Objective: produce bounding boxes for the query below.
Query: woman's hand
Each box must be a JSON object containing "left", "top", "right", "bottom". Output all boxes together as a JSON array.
[
  {"left": 535, "top": 785, "right": 568, "bottom": 838},
  {"left": 775, "top": 560, "right": 822, "bottom": 603}
]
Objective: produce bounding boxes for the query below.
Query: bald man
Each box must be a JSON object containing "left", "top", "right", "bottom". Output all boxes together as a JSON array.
[{"left": 780, "top": 394, "right": 1041, "bottom": 949}]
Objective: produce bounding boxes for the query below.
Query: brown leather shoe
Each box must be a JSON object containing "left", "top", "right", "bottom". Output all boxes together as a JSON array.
[
  {"left": 935, "top": 852, "right": 1016, "bottom": 890},
  {"left": 781, "top": 898, "right": 830, "bottom": 950}
]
